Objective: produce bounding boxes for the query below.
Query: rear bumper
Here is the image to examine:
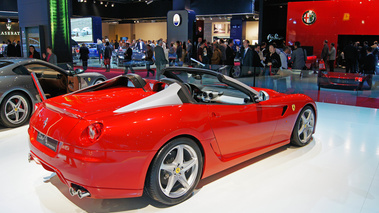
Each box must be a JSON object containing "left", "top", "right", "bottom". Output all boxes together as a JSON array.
[{"left": 28, "top": 128, "right": 156, "bottom": 199}]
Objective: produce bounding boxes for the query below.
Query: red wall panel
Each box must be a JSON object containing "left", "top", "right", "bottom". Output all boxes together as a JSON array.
[{"left": 287, "top": 0, "right": 379, "bottom": 59}]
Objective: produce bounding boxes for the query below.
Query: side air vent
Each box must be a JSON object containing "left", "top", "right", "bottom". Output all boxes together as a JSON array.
[{"left": 282, "top": 106, "right": 288, "bottom": 116}]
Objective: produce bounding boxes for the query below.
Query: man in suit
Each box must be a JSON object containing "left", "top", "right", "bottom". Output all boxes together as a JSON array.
[
  {"left": 289, "top": 41, "right": 307, "bottom": 70},
  {"left": 124, "top": 42, "right": 134, "bottom": 74},
  {"left": 359, "top": 46, "right": 375, "bottom": 89},
  {"left": 154, "top": 40, "right": 167, "bottom": 80},
  {"left": 240, "top": 40, "right": 253, "bottom": 77},
  {"left": 252, "top": 45, "right": 263, "bottom": 75},
  {"left": 79, "top": 43, "right": 89, "bottom": 71},
  {"left": 186, "top": 39, "right": 193, "bottom": 65},
  {"left": 321, "top": 40, "right": 329, "bottom": 63}
]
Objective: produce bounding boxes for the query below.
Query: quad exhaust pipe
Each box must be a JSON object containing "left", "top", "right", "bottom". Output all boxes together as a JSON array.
[{"left": 69, "top": 186, "right": 91, "bottom": 199}]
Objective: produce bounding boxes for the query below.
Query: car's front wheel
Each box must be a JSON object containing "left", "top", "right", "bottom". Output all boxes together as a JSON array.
[
  {"left": 146, "top": 137, "right": 203, "bottom": 205},
  {"left": 0, "top": 92, "right": 31, "bottom": 128},
  {"left": 291, "top": 106, "right": 315, "bottom": 146}
]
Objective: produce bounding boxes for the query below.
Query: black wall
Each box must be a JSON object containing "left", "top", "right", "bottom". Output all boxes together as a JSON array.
[
  {"left": 72, "top": 0, "right": 172, "bottom": 20},
  {"left": 190, "top": 0, "right": 253, "bottom": 15}
]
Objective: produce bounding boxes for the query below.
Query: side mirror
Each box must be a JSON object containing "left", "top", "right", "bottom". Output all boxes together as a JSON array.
[
  {"left": 257, "top": 90, "right": 269, "bottom": 102},
  {"left": 74, "top": 68, "right": 84, "bottom": 74}
]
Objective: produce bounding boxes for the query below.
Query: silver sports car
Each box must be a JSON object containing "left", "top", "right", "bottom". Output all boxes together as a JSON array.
[{"left": 0, "top": 58, "right": 106, "bottom": 128}]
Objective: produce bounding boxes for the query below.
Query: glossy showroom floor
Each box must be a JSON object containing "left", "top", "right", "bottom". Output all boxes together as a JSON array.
[{"left": 0, "top": 102, "right": 378, "bottom": 213}]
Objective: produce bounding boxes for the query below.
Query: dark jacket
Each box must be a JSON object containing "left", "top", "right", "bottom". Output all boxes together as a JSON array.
[
  {"left": 146, "top": 49, "right": 154, "bottom": 62},
  {"left": 225, "top": 45, "right": 235, "bottom": 65},
  {"left": 321, "top": 44, "right": 329, "bottom": 61},
  {"left": 124, "top": 47, "right": 133, "bottom": 61},
  {"left": 241, "top": 48, "right": 253, "bottom": 67},
  {"left": 264, "top": 52, "right": 282, "bottom": 68},
  {"left": 363, "top": 53, "right": 376, "bottom": 74},
  {"left": 104, "top": 46, "right": 112, "bottom": 59},
  {"left": 154, "top": 45, "right": 167, "bottom": 64},
  {"left": 176, "top": 45, "right": 182, "bottom": 59},
  {"left": 252, "top": 50, "right": 263, "bottom": 67},
  {"left": 290, "top": 47, "right": 306, "bottom": 69},
  {"left": 79, "top": 46, "right": 89, "bottom": 61},
  {"left": 344, "top": 44, "right": 357, "bottom": 60},
  {"left": 29, "top": 51, "right": 41, "bottom": 59}
]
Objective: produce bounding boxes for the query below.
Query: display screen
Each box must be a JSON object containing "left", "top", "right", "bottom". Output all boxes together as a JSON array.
[{"left": 71, "top": 17, "right": 93, "bottom": 42}]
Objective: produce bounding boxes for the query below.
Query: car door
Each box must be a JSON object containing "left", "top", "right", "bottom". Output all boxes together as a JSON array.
[{"left": 208, "top": 102, "right": 284, "bottom": 160}]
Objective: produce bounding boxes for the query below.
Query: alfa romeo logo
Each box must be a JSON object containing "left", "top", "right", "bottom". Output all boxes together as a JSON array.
[{"left": 302, "top": 10, "right": 316, "bottom": 25}]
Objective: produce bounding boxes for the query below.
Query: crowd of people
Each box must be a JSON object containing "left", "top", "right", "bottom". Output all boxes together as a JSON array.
[
  {"left": 0, "top": 40, "right": 22, "bottom": 57},
  {"left": 0, "top": 39, "right": 57, "bottom": 66}
]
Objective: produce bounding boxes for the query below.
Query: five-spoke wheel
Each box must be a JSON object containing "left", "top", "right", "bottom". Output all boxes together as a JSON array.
[
  {"left": 291, "top": 106, "right": 315, "bottom": 146},
  {"left": 0, "top": 92, "right": 31, "bottom": 128},
  {"left": 146, "top": 137, "right": 203, "bottom": 205}
]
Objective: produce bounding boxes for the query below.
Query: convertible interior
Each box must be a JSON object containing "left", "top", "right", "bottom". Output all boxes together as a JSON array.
[{"left": 22, "top": 64, "right": 72, "bottom": 98}]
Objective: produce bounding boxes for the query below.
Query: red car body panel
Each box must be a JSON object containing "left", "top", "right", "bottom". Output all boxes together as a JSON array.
[{"left": 28, "top": 71, "right": 316, "bottom": 199}]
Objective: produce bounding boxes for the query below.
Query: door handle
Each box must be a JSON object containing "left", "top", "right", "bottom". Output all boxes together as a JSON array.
[{"left": 211, "top": 112, "right": 221, "bottom": 118}]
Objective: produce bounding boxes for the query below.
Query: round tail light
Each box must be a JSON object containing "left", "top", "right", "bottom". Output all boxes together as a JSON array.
[{"left": 80, "top": 123, "right": 103, "bottom": 146}]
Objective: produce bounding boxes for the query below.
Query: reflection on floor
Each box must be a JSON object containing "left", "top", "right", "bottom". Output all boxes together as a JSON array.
[{"left": 0, "top": 102, "right": 378, "bottom": 213}]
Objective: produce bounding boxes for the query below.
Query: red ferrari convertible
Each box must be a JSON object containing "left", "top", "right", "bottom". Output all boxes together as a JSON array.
[{"left": 28, "top": 67, "right": 317, "bottom": 205}]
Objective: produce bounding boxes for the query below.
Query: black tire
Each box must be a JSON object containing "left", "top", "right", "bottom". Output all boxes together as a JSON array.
[
  {"left": 0, "top": 92, "right": 32, "bottom": 128},
  {"left": 291, "top": 106, "right": 315, "bottom": 147},
  {"left": 145, "top": 137, "right": 203, "bottom": 205}
]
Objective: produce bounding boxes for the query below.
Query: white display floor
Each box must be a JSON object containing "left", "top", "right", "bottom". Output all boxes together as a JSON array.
[{"left": 0, "top": 102, "right": 378, "bottom": 213}]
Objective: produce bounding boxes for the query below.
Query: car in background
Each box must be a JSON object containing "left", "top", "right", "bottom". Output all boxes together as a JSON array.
[
  {"left": 71, "top": 28, "right": 81, "bottom": 37},
  {"left": 317, "top": 71, "right": 372, "bottom": 90},
  {"left": 28, "top": 67, "right": 316, "bottom": 205},
  {"left": 85, "top": 43, "right": 99, "bottom": 58},
  {"left": 112, "top": 46, "right": 146, "bottom": 67},
  {"left": 80, "top": 27, "right": 92, "bottom": 36},
  {"left": 0, "top": 58, "right": 106, "bottom": 128}
]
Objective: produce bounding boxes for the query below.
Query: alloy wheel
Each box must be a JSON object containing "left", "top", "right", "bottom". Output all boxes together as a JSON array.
[
  {"left": 158, "top": 144, "right": 199, "bottom": 198},
  {"left": 297, "top": 108, "right": 315, "bottom": 144}
]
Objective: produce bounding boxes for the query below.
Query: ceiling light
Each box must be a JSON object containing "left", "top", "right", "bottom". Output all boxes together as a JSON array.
[
  {"left": 83, "top": 0, "right": 87, "bottom": 2},
  {"left": 100, "top": 1, "right": 103, "bottom": 4},
  {"left": 146, "top": 0, "right": 153, "bottom": 5},
  {"left": 93, "top": 0, "right": 96, "bottom": 3},
  {"left": 111, "top": 3, "right": 114, "bottom": 7}
]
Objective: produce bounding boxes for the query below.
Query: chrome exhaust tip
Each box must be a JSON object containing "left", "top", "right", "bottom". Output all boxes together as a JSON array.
[
  {"left": 77, "top": 189, "right": 91, "bottom": 199},
  {"left": 69, "top": 187, "right": 78, "bottom": 196}
]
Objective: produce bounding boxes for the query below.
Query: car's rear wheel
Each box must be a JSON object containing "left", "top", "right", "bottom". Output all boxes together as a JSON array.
[
  {"left": 0, "top": 92, "right": 31, "bottom": 128},
  {"left": 146, "top": 137, "right": 203, "bottom": 205},
  {"left": 93, "top": 79, "right": 105, "bottom": 85},
  {"left": 291, "top": 106, "right": 315, "bottom": 146}
]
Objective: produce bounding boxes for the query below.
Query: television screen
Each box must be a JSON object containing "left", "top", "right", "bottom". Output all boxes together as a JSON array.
[{"left": 71, "top": 17, "right": 93, "bottom": 42}]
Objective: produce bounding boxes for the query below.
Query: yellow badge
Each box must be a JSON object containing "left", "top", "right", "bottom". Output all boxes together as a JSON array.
[
  {"left": 175, "top": 168, "right": 181, "bottom": 174},
  {"left": 88, "top": 78, "right": 91, "bottom": 82},
  {"left": 292, "top": 104, "right": 296, "bottom": 111}
]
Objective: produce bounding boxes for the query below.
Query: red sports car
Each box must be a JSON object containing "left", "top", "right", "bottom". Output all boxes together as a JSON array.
[{"left": 28, "top": 67, "right": 317, "bottom": 205}]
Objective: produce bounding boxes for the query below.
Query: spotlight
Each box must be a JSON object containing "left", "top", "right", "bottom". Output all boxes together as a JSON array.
[
  {"left": 93, "top": 0, "right": 96, "bottom": 3},
  {"left": 83, "top": 0, "right": 87, "bottom": 2},
  {"left": 105, "top": 3, "right": 108, "bottom": 7},
  {"left": 100, "top": 1, "right": 103, "bottom": 4},
  {"left": 77, "top": 0, "right": 83, "bottom": 2},
  {"left": 111, "top": 3, "right": 114, "bottom": 7},
  {"left": 146, "top": 0, "right": 153, "bottom": 5}
]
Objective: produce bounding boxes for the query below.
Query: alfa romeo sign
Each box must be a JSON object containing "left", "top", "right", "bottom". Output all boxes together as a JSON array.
[{"left": 302, "top": 10, "right": 317, "bottom": 25}]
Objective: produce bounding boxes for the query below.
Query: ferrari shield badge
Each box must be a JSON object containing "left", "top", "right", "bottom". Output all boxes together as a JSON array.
[
  {"left": 292, "top": 104, "right": 296, "bottom": 111},
  {"left": 88, "top": 78, "right": 91, "bottom": 82},
  {"left": 302, "top": 10, "right": 317, "bottom": 25}
]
